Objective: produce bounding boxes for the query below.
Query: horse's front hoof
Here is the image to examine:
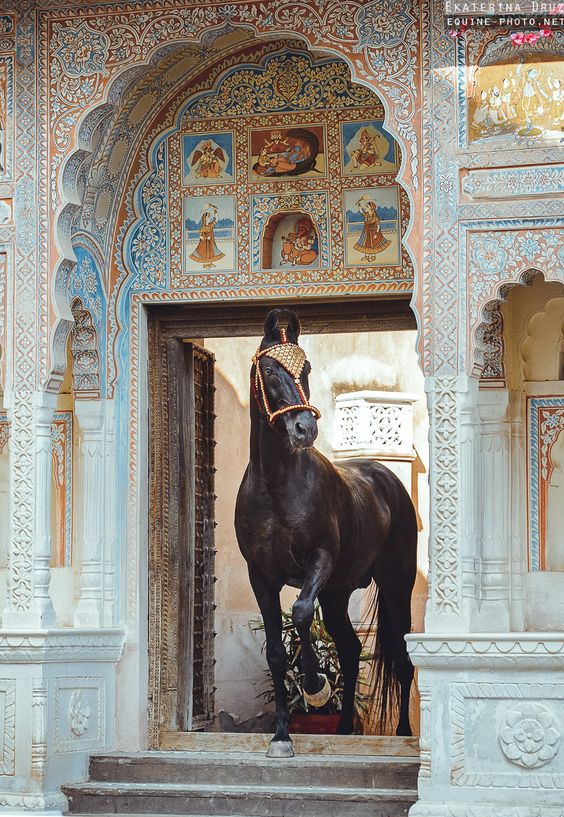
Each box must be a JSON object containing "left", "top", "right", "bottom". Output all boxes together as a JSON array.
[
  {"left": 303, "top": 673, "right": 331, "bottom": 708},
  {"left": 267, "top": 740, "right": 294, "bottom": 758}
]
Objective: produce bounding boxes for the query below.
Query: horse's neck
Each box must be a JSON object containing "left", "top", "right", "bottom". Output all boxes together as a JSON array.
[{"left": 249, "top": 396, "right": 303, "bottom": 485}]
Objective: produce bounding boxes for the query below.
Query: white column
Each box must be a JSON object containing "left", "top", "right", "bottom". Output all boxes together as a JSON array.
[
  {"left": 102, "top": 401, "right": 116, "bottom": 627},
  {"left": 509, "top": 390, "right": 526, "bottom": 630},
  {"left": 73, "top": 400, "right": 105, "bottom": 627},
  {"left": 474, "top": 389, "right": 511, "bottom": 631},
  {"left": 3, "top": 391, "right": 57, "bottom": 628}
]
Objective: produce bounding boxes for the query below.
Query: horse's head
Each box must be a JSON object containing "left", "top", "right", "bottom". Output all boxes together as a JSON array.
[{"left": 252, "top": 308, "right": 319, "bottom": 449}]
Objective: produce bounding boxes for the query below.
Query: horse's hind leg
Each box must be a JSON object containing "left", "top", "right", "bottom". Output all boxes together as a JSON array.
[
  {"left": 248, "top": 564, "right": 293, "bottom": 757},
  {"left": 291, "top": 548, "right": 333, "bottom": 704},
  {"left": 319, "top": 587, "right": 361, "bottom": 735}
]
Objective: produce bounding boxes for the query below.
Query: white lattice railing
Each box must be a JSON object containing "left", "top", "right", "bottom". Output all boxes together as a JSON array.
[{"left": 332, "top": 390, "right": 418, "bottom": 459}]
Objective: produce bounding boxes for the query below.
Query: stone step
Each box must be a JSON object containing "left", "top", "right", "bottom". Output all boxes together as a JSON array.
[
  {"left": 160, "top": 731, "right": 419, "bottom": 756},
  {"left": 63, "top": 781, "right": 417, "bottom": 816},
  {"left": 89, "top": 751, "right": 419, "bottom": 789}
]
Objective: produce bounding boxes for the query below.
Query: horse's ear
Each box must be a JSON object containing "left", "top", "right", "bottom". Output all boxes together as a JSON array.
[
  {"left": 263, "top": 307, "right": 301, "bottom": 343},
  {"left": 263, "top": 308, "right": 283, "bottom": 341},
  {"left": 285, "top": 310, "right": 301, "bottom": 343}
]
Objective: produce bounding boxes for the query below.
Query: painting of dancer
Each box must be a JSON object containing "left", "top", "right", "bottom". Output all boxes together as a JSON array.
[
  {"left": 182, "top": 132, "right": 234, "bottom": 185},
  {"left": 250, "top": 126, "right": 325, "bottom": 179},
  {"left": 184, "top": 196, "right": 236, "bottom": 272},
  {"left": 341, "top": 120, "right": 398, "bottom": 175},
  {"left": 344, "top": 187, "right": 401, "bottom": 266}
]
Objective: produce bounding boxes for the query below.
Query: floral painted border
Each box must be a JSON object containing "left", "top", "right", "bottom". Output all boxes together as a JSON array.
[{"left": 527, "top": 396, "right": 564, "bottom": 572}]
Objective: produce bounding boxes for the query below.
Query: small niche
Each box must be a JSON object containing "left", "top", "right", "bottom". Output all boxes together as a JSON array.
[{"left": 261, "top": 211, "right": 320, "bottom": 270}]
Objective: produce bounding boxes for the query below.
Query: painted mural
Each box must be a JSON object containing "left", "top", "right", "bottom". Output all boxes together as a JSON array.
[
  {"left": 528, "top": 397, "right": 564, "bottom": 572},
  {"left": 249, "top": 126, "right": 325, "bottom": 179},
  {"left": 468, "top": 53, "right": 564, "bottom": 144},
  {"left": 344, "top": 187, "right": 401, "bottom": 267},
  {"left": 158, "top": 49, "right": 411, "bottom": 292},
  {"left": 184, "top": 196, "right": 236, "bottom": 272},
  {"left": 183, "top": 133, "right": 235, "bottom": 185},
  {"left": 341, "top": 121, "right": 398, "bottom": 175}
]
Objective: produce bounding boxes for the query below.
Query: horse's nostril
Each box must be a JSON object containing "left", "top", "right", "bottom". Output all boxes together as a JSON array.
[{"left": 295, "top": 421, "right": 306, "bottom": 438}]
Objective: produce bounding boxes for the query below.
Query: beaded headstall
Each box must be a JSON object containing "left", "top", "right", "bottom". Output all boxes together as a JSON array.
[{"left": 252, "top": 330, "right": 321, "bottom": 425}]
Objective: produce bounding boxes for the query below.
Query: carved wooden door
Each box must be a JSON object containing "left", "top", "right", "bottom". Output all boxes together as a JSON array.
[{"left": 177, "top": 342, "right": 216, "bottom": 731}]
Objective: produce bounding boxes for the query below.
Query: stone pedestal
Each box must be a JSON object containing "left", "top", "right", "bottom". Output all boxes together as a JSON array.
[
  {"left": 408, "top": 634, "right": 564, "bottom": 817},
  {"left": 0, "top": 628, "right": 124, "bottom": 814}
]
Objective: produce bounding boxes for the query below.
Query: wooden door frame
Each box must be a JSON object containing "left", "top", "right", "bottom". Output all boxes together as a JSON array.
[{"left": 147, "top": 297, "right": 415, "bottom": 748}]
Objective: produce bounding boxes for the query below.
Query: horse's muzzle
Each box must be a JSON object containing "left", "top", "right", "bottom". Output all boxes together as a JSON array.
[{"left": 286, "top": 410, "right": 318, "bottom": 449}]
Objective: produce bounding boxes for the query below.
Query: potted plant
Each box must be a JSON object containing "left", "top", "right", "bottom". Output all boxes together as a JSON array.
[{"left": 252, "top": 603, "right": 372, "bottom": 735}]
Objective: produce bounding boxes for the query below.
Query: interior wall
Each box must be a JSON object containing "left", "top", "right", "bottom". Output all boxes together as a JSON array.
[
  {"left": 500, "top": 276, "right": 564, "bottom": 629},
  {"left": 205, "top": 329, "right": 428, "bottom": 730}
]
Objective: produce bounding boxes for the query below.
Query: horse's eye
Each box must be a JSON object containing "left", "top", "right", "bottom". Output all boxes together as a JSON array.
[{"left": 264, "top": 365, "right": 273, "bottom": 376}]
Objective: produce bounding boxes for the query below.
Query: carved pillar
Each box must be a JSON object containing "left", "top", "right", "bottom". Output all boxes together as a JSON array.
[
  {"left": 474, "top": 389, "right": 512, "bottom": 631},
  {"left": 459, "top": 379, "right": 480, "bottom": 627},
  {"left": 425, "top": 376, "right": 467, "bottom": 632},
  {"left": 73, "top": 400, "right": 105, "bottom": 627},
  {"left": 3, "top": 392, "right": 57, "bottom": 628},
  {"left": 509, "top": 391, "right": 526, "bottom": 630},
  {"left": 102, "top": 401, "right": 116, "bottom": 628}
]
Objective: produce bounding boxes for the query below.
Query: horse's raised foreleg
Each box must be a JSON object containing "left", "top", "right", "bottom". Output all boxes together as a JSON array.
[
  {"left": 248, "top": 564, "right": 293, "bottom": 758},
  {"left": 292, "top": 548, "right": 333, "bottom": 705},
  {"left": 319, "top": 587, "right": 361, "bottom": 735}
]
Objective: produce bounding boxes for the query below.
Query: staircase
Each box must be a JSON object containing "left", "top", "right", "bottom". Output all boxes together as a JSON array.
[{"left": 63, "top": 734, "right": 419, "bottom": 816}]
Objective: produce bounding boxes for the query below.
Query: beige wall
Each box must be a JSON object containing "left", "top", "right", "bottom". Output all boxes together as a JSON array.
[{"left": 205, "top": 330, "right": 429, "bottom": 728}]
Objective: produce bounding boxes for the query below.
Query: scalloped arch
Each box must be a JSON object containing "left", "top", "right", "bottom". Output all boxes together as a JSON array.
[
  {"left": 472, "top": 269, "right": 564, "bottom": 381},
  {"left": 48, "top": 15, "right": 421, "bottom": 391}
]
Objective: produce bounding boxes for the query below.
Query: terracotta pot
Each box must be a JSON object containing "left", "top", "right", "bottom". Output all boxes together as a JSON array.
[{"left": 288, "top": 712, "right": 340, "bottom": 735}]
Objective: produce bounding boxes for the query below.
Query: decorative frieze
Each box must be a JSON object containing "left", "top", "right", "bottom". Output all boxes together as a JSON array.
[
  {"left": 0, "top": 680, "right": 15, "bottom": 777},
  {"left": 407, "top": 634, "right": 564, "bottom": 670},
  {"left": 55, "top": 676, "right": 104, "bottom": 754},
  {"left": 451, "top": 683, "right": 564, "bottom": 789},
  {"left": 461, "top": 166, "right": 564, "bottom": 201}
]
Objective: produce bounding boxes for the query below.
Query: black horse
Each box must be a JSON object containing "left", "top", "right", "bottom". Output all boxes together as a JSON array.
[{"left": 235, "top": 308, "right": 417, "bottom": 757}]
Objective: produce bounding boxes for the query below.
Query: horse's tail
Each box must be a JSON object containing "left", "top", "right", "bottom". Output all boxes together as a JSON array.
[{"left": 363, "top": 583, "right": 400, "bottom": 733}]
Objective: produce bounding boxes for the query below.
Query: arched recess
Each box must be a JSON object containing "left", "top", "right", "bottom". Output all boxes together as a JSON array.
[
  {"left": 471, "top": 270, "right": 564, "bottom": 631},
  {"left": 46, "top": 16, "right": 422, "bottom": 391}
]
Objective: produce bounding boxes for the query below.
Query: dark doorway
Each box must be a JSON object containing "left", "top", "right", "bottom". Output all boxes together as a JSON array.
[{"left": 147, "top": 297, "right": 417, "bottom": 747}]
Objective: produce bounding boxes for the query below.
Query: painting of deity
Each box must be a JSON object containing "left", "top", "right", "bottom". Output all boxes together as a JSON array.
[
  {"left": 261, "top": 212, "right": 320, "bottom": 270},
  {"left": 249, "top": 126, "right": 326, "bottom": 180},
  {"left": 182, "top": 132, "right": 234, "bottom": 185},
  {"left": 468, "top": 56, "right": 564, "bottom": 144},
  {"left": 341, "top": 121, "right": 398, "bottom": 175},
  {"left": 184, "top": 196, "right": 235, "bottom": 273},
  {"left": 344, "top": 187, "right": 401, "bottom": 267}
]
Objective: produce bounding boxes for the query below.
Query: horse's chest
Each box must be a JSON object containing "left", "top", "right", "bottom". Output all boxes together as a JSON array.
[{"left": 238, "top": 498, "right": 311, "bottom": 579}]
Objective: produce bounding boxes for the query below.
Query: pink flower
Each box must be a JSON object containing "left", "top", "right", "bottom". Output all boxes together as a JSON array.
[
  {"left": 449, "top": 23, "right": 467, "bottom": 38},
  {"left": 510, "top": 32, "right": 526, "bottom": 44},
  {"left": 539, "top": 26, "right": 553, "bottom": 37}
]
